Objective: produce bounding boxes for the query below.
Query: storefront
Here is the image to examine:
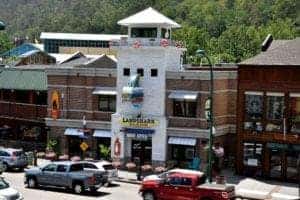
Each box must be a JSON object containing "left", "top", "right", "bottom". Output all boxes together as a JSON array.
[
  {"left": 64, "top": 128, "right": 85, "bottom": 157},
  {"left": 93, "top": 129, "right": 112, "bottom": 160}
]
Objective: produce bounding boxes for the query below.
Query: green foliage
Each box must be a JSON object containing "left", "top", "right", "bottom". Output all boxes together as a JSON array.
[
  {"left": 0, "top": 0, "right": 298, "bottom": 63},
  {"left": 46, "top": 139, "right": 58, "bottom": 152},
  {"left": 0, "top": 32, "right": 12, "bottom": 54},
  {"left": 99, "top": 144, "right": 111, "bottom": 160}
]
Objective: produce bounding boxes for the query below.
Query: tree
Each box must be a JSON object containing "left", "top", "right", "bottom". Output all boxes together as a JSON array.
[{"left": 0, "top": 32, "right": 12, "bottom": 54}]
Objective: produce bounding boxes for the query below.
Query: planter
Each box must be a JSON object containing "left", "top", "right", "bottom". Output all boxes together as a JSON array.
[
  {"left": 70, "top": 156, "right": 81, "bottom": 162},
  {"left": 58, "top": 154, "right": 69, "bottom": 161},
  {"left": 45, "top": 152, "right": 56, "bottom": 161},
  {"left": 141, "top": 164, "right": 152, "bottom": 172},
  {"left": 126, "top": 162, "right": 136, "bottom": 171},
  {"left": 154, "top": 166, "right": 166, "bottom": 173}
]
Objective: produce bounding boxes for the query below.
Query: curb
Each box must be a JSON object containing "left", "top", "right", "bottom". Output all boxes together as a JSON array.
[{"left": 115, "top": 178, "right": 141, "bottom": 185}]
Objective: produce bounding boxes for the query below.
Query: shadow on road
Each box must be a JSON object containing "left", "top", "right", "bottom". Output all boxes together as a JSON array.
[{"left": 25, "top": 186, "right": 111, "bottom": 197}]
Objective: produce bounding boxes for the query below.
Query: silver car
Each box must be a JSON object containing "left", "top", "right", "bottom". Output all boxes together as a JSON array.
[
  {"left": 81, "top": 160, "right": 118, "bottom": 186},
  {"left": 0, "top": 148, "right": 28, "bottom": 171},
  {"left": 0, "top": 177, "right": 23, "bottom": 200}
]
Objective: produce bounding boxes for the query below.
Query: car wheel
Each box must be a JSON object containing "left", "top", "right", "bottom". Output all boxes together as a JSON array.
[
  {"left": 143, "top": 192, "right": 155, "bottom": 200},
  {"left": 73, "top": 183, "right": 84, "bottom": 194},
  {"left": 2, "top": 163, "right": 8, "bottom": 172},
  {"left": 27, "top": 177, "right": 37, "bottom": 188}
]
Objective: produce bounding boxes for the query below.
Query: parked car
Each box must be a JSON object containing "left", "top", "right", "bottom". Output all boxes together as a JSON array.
[
  {"left": 24, "top": 161, "right": 108, "bottom": 194},
  {"left": 139, "top": 171, "right": 235, "bottom": 200},
  {"left": 80, "top": 160, "right": 118, "bottom": 186},
  {"left": 0, "top": 177, "right": 23, "bottom": 200},
  {"left": 0, "top": 148, "right": 28, "bottom": 171},
  {"left": 143, "top": 168, "right": 205, "bottom": 181}
]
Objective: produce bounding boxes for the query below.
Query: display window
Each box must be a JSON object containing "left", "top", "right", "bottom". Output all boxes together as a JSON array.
[
  {"left": 244, "top": 92, "right": 263, "bottom": 131},
  {"left": 265, "top": 93, "right": 284, "bottom": 132},
  {"left": 289, "top": 94, "right": 300, "bottom": 134}
]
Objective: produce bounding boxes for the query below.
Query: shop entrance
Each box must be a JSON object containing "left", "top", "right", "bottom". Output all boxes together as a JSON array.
[
  {"left": 131, "top": 140, "right": 152, "bottom": 165},
  {"left": 68, "top": 136, "right": 82, "bottom": 157}
]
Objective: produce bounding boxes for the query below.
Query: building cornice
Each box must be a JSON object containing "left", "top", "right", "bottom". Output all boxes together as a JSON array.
[{"left": 45, "top": 118, "right": 111, "bottom": 129}]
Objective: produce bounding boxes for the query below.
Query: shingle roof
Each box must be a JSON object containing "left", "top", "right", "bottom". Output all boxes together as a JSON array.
[
  {"left": 0, "top": 69, "right": 47, "bottom": 91},
  {"left": 239, "top": 37, "right": 300, "bottom": 66},
  {"left": 118, "top": 7, "right": 181, "bottom": 28}
]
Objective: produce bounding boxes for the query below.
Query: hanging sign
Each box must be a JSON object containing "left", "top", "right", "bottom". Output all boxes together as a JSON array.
[
  {"left": 121, "top": 117, "right": 158, "bottom": 128},
  {"left": 51, "top": 91, "right": 60, "bottom": 119}
]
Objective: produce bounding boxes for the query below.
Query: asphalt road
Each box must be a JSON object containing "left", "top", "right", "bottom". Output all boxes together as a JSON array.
[{"left": 2, "top": 171, "right": 141, "bottom": 200}]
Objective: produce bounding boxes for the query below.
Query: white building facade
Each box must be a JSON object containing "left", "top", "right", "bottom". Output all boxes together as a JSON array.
[{"left": 111, "top": 7, "right": 185, "bottom": 166}]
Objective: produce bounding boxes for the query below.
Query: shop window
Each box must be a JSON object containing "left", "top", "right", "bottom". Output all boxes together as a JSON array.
[
  {"left": 266, "top": 93, "right": 284, "bottom": 132},
  {"left": 151, "top": 69, "right": 158, "bottom": 77},
  {"left": 35, "top": 92, "right": 47, "bottom": 105},
  {"left": 2, "top": 90, "right": 11, "bottom": 101},
  {"left": 98, "top": 95, "right": 116, "bottom": 112},
  {"left": 172, "top": 145, "right": 195, "bottom": 161},
  {"left": 123, "top": 68, "right": 130, "bottom": 76},
  {"left": 243, "top": 143, "right": 263, "bottom": 167},
  {"left": 289, "top": 94, "right": 300, "bottom": 134},
  {"left": 15, "top": 90, "right": 30, "bottom": 104},
  {"left": 137, "top": 68, "right": 144, "bottom": 77},
  {"left": 286, "top": 150, "right": 299, "bottom": 181},
  {"left": 173, "top": 100, "right": 197, "bottom": 118},
  {"left": 244, "top": 92, "right": 263, "bottom": 132},
  {"left": 131, "top": 28, "right": 157, "bottom": 38}
]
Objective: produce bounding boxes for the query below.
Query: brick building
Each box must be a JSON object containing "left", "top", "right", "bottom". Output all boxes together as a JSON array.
[
  {"left": 236, "top": 37, "right": 300, "bottom": 182},
  {"left": 45, "top": 8, "right": 237, "bottom": 168}
]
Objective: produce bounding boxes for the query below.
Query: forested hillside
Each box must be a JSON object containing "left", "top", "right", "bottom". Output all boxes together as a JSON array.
[{"left": 0, "top": 0, "right": 299, "bottom": 63}]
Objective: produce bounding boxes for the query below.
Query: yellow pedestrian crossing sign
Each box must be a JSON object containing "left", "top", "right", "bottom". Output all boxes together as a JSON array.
[{"left": 80, "top": 142, "right": 89, "bottom": 152}]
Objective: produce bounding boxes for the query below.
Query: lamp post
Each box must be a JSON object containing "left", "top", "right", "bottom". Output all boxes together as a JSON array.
[
  {"left": 196, "top": 49, "right": 214, "bottom": 183},
  {"left": 0, "top": 21, "right": 5, "bottom": 31}
]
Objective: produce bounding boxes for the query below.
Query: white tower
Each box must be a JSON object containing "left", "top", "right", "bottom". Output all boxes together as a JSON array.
[{"left": 111, "top": 7, "right": 185, "bottom": 166}]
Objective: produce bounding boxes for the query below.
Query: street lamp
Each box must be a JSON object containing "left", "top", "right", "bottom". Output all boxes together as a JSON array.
[
  {"left": 196, "top": 49, "right": 214, "bottom": 183},
  {"left": 0, "top": 21, "right": 5, "bottom": 31}
]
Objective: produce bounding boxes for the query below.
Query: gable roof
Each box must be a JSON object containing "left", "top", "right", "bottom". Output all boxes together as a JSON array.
[
  {"left": 59, "top": 51, "right": 86, "bottom": 64},
  {"left": 82, "top": 54, "right": 117, "bottom": 68},
  {"left": 118, "top": 7, "right": 181, "bottom": 28},
  {"left": 239, "top": 37, "right": 300, "bottom": 66}
]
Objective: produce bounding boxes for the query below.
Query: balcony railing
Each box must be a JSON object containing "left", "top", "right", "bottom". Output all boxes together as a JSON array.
[
  {"left": 110, "top": 38, "right": 185, "bottom": 48},
  {"left": 0, "top": 101, "right": 47, "bottom": 121}
]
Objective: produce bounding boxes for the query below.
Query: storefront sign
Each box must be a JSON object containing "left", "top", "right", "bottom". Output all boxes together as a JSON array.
[
  {"left": 121, "top": 117, "right": 158, "bottom": 128},
  {"left": 51, "top": 91, "right": 60, "bottom": 119},
  {"left": 80, "top": 142, "right": 89, "bottom": 152}
]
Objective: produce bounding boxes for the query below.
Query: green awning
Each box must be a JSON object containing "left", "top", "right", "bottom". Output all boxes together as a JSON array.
[{"left": 0, "top": 69, "right": 47, "bottom": 91}]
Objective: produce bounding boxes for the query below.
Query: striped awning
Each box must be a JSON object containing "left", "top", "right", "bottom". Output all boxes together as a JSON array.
[
  {"left": 64, "top": 128, "right": 84, "bottom": 136},
  {"left": 168, "top": 137, "right": 196, "bottom": 146},
  {"left": 168, "top": 91, "right": 198, "bottom": 101},
  {"left": 92, "top": 87, "right": 117, "bottom": 95},
  {"left": 93, "top": 130, "right": 112, "bottom": 138}
]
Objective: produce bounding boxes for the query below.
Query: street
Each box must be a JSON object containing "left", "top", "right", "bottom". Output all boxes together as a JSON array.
[{"left": 2, "top": 171, "right": 141, "bottom": 200}]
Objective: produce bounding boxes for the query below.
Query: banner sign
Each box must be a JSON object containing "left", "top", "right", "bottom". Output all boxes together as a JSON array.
[
  {"left": 121, "top": 117, "right": 158, "bottom": 128},
  {"left": 51, "top": 91, "right": 60, "bottom": 119}
]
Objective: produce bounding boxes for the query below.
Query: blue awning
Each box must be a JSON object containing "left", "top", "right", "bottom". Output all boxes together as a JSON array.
[
  {"left": 168, "top": 137, "right": 196, "bottom": 146},
  {"left": 93, "top": 130, "right": 112, "bottom": 138},
  {"left": 124, "top": 128, "right": 155, "bottom": 135},
  {"left": 64, "top": 128, "right": 84, "bottom": 136}
]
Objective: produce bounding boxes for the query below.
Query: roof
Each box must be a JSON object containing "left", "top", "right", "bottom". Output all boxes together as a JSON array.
[
  {"left": 1, "top": 43, "right": 44, "bottom": 58},
  {"left": 59, "top": 51, "right": 86, "bottom": 64},
  {"left": 0, "top": 69, "right": 47, "bottom": 91},
  {"left": 118, "top": 7, "right": 181, "bottom": 28},
  {"left": 40, "top": 32, "right": 126, "bottom": 41},
  {"left": 239, "top": 37, "right": 300, "bottom": 66}
]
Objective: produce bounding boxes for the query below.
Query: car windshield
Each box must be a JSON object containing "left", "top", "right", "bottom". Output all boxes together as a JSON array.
[{"left": 0, "top": 179, "right": 9, "bottom": 190}]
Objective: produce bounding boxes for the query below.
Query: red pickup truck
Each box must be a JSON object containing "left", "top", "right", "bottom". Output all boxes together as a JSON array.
[{"left": 139, "top": 172, "right": 235, "bottom": 200}]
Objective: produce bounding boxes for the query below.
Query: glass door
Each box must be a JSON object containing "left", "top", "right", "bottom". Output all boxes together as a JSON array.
[
  {"left": 286, "top": 151, "right": 299, "bottom": 182},
  {"left": 269, "top": 149, "right": 284, "bottom": 179}
]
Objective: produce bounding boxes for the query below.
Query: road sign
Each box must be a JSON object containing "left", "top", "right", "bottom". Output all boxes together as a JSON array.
[{"left": 80, "top": 142, "right": 89, "bottom": 152}]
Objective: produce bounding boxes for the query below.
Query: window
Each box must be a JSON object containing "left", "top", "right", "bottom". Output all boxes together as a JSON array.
[
  {"left": 57, "top": 165, "right": 67, "bottom": 172},
  {"left": 168, "top": 177, "right": 182, "bottom": 185},
  {"left": 16, "top": 90, "right": 30, "bottom": 104},
  {"left": 43, "top": 164, "right": 57, "bottom": 172},
  {"left": 151, "top": 69, "right": 158, "bottom": 77},
  {"left": 98, "top": 95, "right": 116, "bottom": 112},
  {"left": 35, "top": 92, "right": 47, "bottom": 105},
  {"left": 131, "top": 28, "right": 157, "bottom": 38},
  {"left": 243, "top": 143, "right": 263, "bottom": 167},
  {"left": 244, "top": 92, "right": 263, "bottom": 131},
  {"left": 173, "top": 100, "right": 197, "bottom": 118},
  {"left": 137, "top": 68, "right": 144, "bottom": 77},
  {"left": 266, "top": 93, "right": 284, "bottom": 132},
  {"left": 172, "top": 145, "right": 195, "bottom": 161},
  {"left": 161, "top": 28, "right": 170, "bottom": 39},
  {"left": 70, "top": 164, "right": 83, "bottom": 172},
  {"left": 123, "top": 68, "right": 130, "bottom": 76},
  {"left": 289, "top": 94, "right": 300, "bottom": 134},
  {"left": 83, "top": 163, "right": 98, "bottom": 169},
  {"left": 181, "top": 177, "right": 192, "bottom": 186}
]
